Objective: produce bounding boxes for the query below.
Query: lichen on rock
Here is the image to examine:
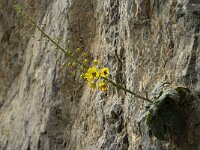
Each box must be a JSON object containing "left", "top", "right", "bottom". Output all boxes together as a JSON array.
[{"left": 138, "top": 81, "right": 192, "bottom": 144}]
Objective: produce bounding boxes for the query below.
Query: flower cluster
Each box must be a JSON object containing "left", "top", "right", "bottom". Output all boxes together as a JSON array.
[{"left": 81, "top": 60, "right": 110, "bottom": 91}]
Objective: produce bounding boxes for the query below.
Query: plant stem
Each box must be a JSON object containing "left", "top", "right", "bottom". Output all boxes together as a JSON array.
[
  {"left": 17, "top": 7, "right": 83, "bottom": 67},
  {"left": 103, "top": 77, "right": 153, "bottom": 103},
  {"left": 14, "top": 5, "right": 153, "bottom": 104}
]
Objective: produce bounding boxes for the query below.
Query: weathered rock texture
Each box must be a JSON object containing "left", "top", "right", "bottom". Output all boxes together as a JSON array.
[{"left": 0, "top": 0, "right": 200, "bottom": 149}]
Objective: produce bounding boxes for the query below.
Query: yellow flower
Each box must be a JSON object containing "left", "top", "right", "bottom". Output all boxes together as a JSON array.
[
  {"left": 98, "top": 80, "right": 108, "bottom": 91},
  {"left": 93, "top": 59, "right": 98, "bottom": 65},
  {"left": 87, "top": 67, "right": 99, "bottom": 79},
  {"left": 88, "top": 82, "right": 96, "bottom": 90},
  {"left": 100, "top": 68, "right": 109, "bottom": 77},
  {"left": 84, "top": 72, "right": 93, "bottom": 81}
]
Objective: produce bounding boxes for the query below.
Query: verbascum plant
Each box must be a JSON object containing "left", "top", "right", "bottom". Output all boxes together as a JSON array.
[
  {"left": 13, "top": 5, "right": 152, "bottom": 103},
  {"left": 14, "top": 5, "right": 191, "bottom": 142}
]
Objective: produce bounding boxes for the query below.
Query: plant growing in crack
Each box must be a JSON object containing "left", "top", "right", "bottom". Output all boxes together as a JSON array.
[{"left": 14, "top": 5, "right": 190, "bottom": 142}]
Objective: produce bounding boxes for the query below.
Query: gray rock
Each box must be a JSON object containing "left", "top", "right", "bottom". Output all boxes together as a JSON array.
[{"left": 0, "top": 0, "right": 200, "bottom": 149}]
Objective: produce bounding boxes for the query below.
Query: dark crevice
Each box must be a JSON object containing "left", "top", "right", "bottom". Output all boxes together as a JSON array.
[{"left": 184, "top": 25, "right": 199, "bottom": 86}]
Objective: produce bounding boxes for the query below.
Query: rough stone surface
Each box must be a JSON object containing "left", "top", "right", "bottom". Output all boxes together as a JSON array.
[{"left": 0, "top": 0, "right": 200, "bottom": 150}]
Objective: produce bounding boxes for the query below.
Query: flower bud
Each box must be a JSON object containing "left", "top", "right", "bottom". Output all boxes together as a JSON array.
[
  {"left": 62, "top": 61, "right": 67, "bottom": 67},
  {"left": 72, "top": 62, "right": 77, "bottom": 67},
  {"left": 93, "top": 59, "right": 98, "bottom": 65},
  {"left": 82, "top": 53, "right": 88, "bottom": 57},
  {"left": 76, "top": 48, "right": 81, "bottom": 52},
  {"left": 83, "top": 59, "right": 89, "bottom": 64}
]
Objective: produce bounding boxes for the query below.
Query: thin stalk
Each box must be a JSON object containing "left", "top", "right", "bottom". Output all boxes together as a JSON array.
[
  {"left": 14, "top": 5, "right": 153, "bottom": 103},
  {"left": 17, "top": 7, "right": 84, "bottom": 66},
  {"left": 102, "top": 77, "right": 153, "bottom": 103}
]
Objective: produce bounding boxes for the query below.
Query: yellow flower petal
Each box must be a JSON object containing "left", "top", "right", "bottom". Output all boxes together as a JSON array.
[
  {"left": 84, "top": 73, "right": 93, "bottom": 81},
  {"left": 87, "top": 67, "right": 99, "bottom": 79},
  {"left": 98, "top": 80, "right": 108, "bottom": 91},
  {"left": 100, "top": 68, "right": 110, "bottom": 77}
]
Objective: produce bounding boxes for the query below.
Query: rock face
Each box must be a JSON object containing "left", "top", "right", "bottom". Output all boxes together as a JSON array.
[{"left": 0, "top": 0, "right": 200, "bottom": 149}]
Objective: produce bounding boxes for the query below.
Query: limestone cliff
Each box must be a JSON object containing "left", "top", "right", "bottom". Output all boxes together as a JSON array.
[{"left": 0, "top": 0, "right": 200, "bottom": 150}]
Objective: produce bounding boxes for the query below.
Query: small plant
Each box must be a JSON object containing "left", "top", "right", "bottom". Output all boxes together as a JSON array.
[
  {"left": 14, "top": 5, "right": 189, "bottom": 142},
  {"left": 13, "top": 5, "right": 152, "bottom": 103}
]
